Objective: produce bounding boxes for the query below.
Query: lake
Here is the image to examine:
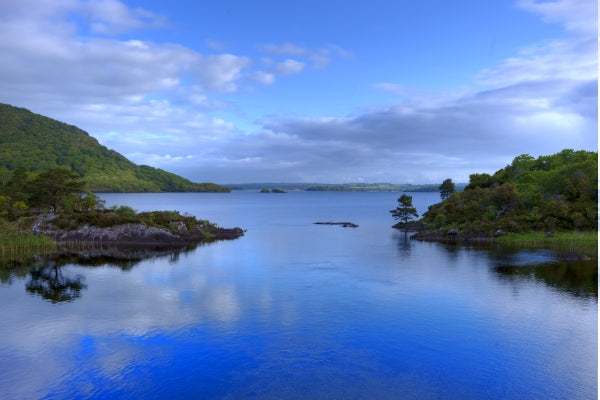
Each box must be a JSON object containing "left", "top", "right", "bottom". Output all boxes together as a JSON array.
[{"left": 0, "top": 191, "right": 596, "bottom": 399}]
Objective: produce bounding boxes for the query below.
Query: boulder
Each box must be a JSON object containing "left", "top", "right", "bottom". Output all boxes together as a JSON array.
[{"left": 446, "top": 228, "right": 459, "bottom": 236}]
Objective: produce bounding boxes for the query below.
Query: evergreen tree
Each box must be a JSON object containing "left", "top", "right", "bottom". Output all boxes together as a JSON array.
[
  {"left": 390, "top": 194, "right": 419, "bottom": 224},
  {"left": 439, "top": 178, "right": 455, "bottom": 200},
  {"left": 27, "top": 168, "right": 86, "bottom": 212}
]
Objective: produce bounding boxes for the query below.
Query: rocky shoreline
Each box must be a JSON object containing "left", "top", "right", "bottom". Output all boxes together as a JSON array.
[
  {"left": 32, "top": 214, "right": 244, "bottom": 247},
  {"left": 393, "top": 223, "right": 592, "bottom": 261},
  {"left": 393, "top": 221, "right": 503, "bottom": 243}
]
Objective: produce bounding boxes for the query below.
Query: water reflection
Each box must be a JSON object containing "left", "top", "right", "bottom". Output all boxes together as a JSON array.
[
  {"left": 26, "top": 264, "right": 87, "bottom": 303},
  {"left": 2, "top": 245, "right": 200, "bottom": 304},
  {"left": 393, "top": 231, "right": 411, "bottom": 258},
  {"left": 395, "top": 237, "right": 598, "bottom": 299},
  {"left": 494, "top": 261, "right": 598, "bottom": 298}
]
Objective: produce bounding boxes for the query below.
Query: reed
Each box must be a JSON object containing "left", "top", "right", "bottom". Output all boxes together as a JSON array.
[{"left": 0, "top": 232, "right": 56, "bottom": 262}]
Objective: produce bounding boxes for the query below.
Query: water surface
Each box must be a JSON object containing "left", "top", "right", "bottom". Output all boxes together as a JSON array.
[{"left": 0, "top": 191, "right": 596, "bottom": 399}]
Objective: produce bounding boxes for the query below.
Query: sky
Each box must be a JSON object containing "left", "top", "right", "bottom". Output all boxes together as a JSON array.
[{"left": 0, "top": 0, "right": 597, "bottom": 184}]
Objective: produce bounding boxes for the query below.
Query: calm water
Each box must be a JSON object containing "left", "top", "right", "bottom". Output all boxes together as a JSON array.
[{"left": 0, "top": 191, "right": 596, "bottom": 400}]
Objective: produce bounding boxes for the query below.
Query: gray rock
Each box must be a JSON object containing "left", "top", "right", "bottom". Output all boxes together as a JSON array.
[{"left": 446, "top": 228, "right": 459, "bottom": 236}]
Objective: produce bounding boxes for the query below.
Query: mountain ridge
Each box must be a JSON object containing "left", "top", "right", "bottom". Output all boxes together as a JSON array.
[{"left": 0, "top": 103, "right": 228, "bottom": 192}]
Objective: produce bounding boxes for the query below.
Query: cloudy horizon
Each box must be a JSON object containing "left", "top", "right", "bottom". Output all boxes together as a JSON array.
[{"left": 0, "top": 0, "right": 597, "bottom": 184}]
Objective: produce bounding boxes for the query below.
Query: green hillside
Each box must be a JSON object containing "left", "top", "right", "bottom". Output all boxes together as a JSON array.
[
  {"left": 0, "top": 103, "right": 228, "bottom": 192},
  {"left": 420, "top": 149, "right": 598, "bottom": 233}
]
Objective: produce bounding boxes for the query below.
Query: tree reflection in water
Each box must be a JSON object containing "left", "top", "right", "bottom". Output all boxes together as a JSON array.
[
  {"left": 26, "top": 265, "right": 87, "bottom": 303},
  {"left": 20, "top": 245, "right": 196, "bottom": 304},
  {"left": 494, "top": 260, "right": 598, "bottom": 298}
]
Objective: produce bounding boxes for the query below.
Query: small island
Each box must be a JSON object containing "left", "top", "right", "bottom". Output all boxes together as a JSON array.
[
  {"left": 391, "top": 149, "right": 597, "bottom": 257},
  {"left": 260, "top": 188, "right": 286, "bottom": 193},
  {"left": 0, "top": 167, "right": 243, "bottom": 262},
  {"left": 315, "top": 221, "right": 358, "bottom": 228}
]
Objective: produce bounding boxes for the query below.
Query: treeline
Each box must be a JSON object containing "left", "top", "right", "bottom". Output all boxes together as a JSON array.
[
  {"left": 0, "top": 103, "right": 229, "bottom": 192},
  {"left": 422, "top": 149, "right": 597, "bottom": 233},
  {"left": 306, "top": 183, "right": 442, "bottom": 192},
  {"left": 226, "top": 182, "right": 464, "bottom": 192},
  {"left": 0, "top": 167, "right": 93, "bottom": 224}
]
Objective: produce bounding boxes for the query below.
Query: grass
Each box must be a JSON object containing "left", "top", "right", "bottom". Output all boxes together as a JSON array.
[
  {"left": 0, "top": 232, "right": 56, "bottom": 262},
  {"left": 496, "top": 231, "right": 598, "bottom": 259}
]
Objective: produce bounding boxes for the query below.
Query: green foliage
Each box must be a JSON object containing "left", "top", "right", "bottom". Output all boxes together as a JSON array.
[
  {"left": 421, "top": 150, "right": 598, "bottom": 233},
  {"left": 438, "top": 178, "right": 455, "bottom": 200},
  {"left": 27, "top": 168, "right": 86, "bottom": 212},
  {"left": 390, "top": 194, "right": 419, "bottom": 224},
  {"left": 112, "top": 205, "right": 137, "bottom": 218},
  {"left": 465, "top": 173, "right": 493, "bottom": 190},
  {"left": 0, "top": 103, "right": 229, "bottom": 192},
  {"left": 46, "top": 208, "right": 212, "bottom": 233}
]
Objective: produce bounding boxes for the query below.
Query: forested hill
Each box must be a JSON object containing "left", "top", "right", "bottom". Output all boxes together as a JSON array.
[{"left": 0, "top": 103, "right": 228, "bottom": 192}]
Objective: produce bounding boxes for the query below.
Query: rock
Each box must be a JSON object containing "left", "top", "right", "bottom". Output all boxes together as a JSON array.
[
  {"left": 494, "top": 230, "right": 506, "bottom": 238},
  {"left": 446, "top": 228, "right": 459, "bottom": 236},
  {"left": 171, "top": 221, "right": 188, "bottom": 232},
  {"left": 35, "top": 222, "right": 244, "bottom": 246},
  {"left": 49, "top": 223, "right": 186, "bottom": 245},
  {"left": 545, "top": 232, "right": 554, "bottom": 238}
]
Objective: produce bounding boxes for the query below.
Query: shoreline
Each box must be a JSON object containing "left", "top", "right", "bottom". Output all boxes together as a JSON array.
[{"left": 395, "top": 225, "right": 597, "bottom": 260}]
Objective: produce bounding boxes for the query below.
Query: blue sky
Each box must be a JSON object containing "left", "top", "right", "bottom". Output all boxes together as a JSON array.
[{"left": 0, "top": 0, "right": 597, "bottom": 183}]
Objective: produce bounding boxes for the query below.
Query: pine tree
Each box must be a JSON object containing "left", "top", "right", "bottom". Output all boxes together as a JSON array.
[
  {"left": 439, "top": 178, "right": 456, "bottom": 200},
  {"left": 390, "top": 194, "right": 419, "bottom": 224}
]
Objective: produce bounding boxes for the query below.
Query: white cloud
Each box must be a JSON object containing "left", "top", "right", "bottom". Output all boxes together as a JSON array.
[
  {"left": 276, "top": 59, "right": 306, "bottom": 75},
  {"left": 477, "top": 37, "right": 597, "bottom": 86},
  {"left": 516, "top": 0, "right": 598, "bottom": 34},
  {"left": 259, "top": 42, "right": 308, "bottom": 56},
  {"left": 250, "top": 71, "right": 276, "bottom": 85},
  {"left": 192, "top": 54, "right": 251, "bottom": 93},
  {"left": 259, "top": 42, "right": 350, "bottom": 69},
  {"left": 84, "top": 0, "right": 166, "bottom": 34}
]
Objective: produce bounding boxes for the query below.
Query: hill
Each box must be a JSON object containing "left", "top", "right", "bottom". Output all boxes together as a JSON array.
[
  {"left": 0, "top": 103, "right": 228, "bottom": 192},
  {"left": 414, "top": 149, "right": 597, "bottom": 234}
]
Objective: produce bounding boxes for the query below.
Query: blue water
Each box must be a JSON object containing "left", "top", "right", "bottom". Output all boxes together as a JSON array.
[{"left": 0, "top": 191, "right": 596, "bottom": 399}]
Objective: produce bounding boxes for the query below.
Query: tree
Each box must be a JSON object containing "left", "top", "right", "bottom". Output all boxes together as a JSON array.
[
  {"left": 27, "top": 168, "right": 86, "bottom": 212},
  {"left": 390, "top": 194, "right": 419, "bottom": 224},
  {"left": 465, "top": 173, "right": 493, "bottom": 190},
  {"left": 3, "top": 166, "right": 29, "bottom": 203},
  {"left": 438, "top": 178, "right": 455, "bottom": 200}
]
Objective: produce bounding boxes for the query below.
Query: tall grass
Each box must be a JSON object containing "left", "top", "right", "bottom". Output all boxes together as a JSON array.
[
  {"left": 0, "top": 232, "right": 56, "bottom": 262},
  {"left": 496, "top": 231, "right": 598, "bottom": 259}
]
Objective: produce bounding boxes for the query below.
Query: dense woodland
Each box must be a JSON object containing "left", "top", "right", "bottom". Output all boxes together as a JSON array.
[
  {"left": 0, "top": 103, "right": 228, "bottom": 192},
  {"left": 421, "top": 149, "right": 597, "bottom": 233}
]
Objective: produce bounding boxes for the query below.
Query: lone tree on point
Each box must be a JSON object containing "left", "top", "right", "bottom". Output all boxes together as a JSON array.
[
  {"left": 390, "top": 194, "right": 419, "bottom": 225},
  {"left": 439, "top": 178, "right": 456, "bottom": 200}
]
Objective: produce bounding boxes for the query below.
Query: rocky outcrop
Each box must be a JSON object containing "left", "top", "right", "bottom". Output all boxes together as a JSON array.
[
  {"left": 42, "top": 223, "right": 187, "bottom": 245},
  {"left": 34, "top": 219, "right": 244, "bottom": 247},
  {"left": 409, "top": 229, "right": 495, "bottom": 243}
]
